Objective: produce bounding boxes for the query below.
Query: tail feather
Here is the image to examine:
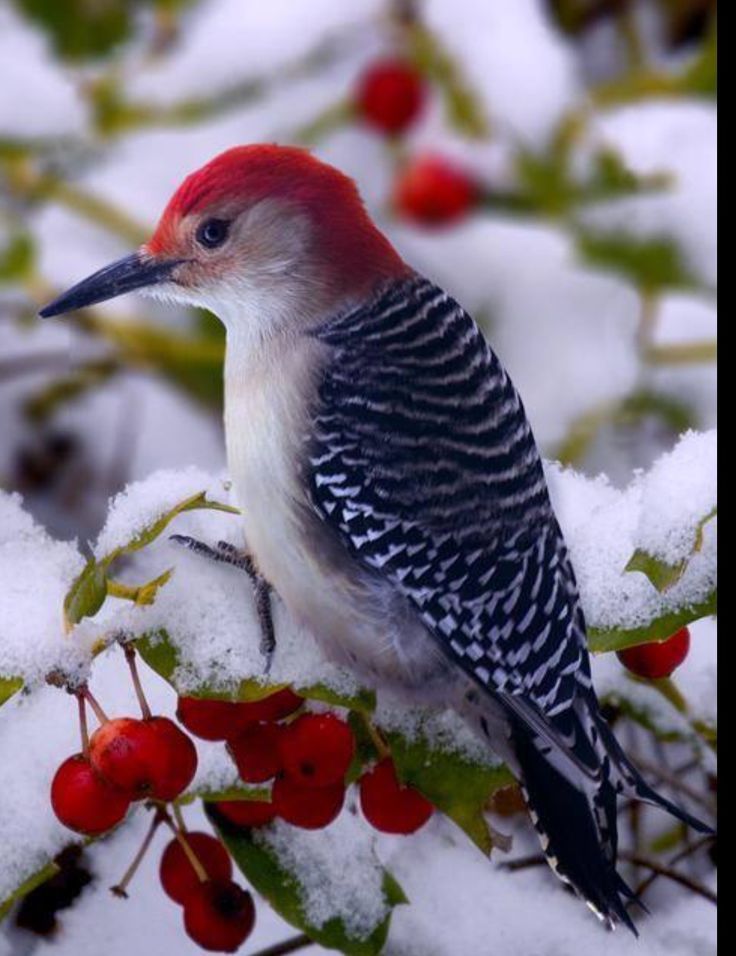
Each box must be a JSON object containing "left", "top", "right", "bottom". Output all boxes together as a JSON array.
[
  {"left": 594, "top": 714, "right": 716, "bottom": 836},
  {"left": 511, "top": 718, "right": 640, "bottom": 934}
]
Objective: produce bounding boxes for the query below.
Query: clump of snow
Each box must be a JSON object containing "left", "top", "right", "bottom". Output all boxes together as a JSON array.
[
  {"left": 0, "top": 492, "right": 87, "bottom": 686},
  {"left": 634, "top": 430, "right": 716, "bottom": 565},
  {"left": 94, "top": 467, "right": 236, "bottom": 558},
  {"left": 255, "top": 813, "right": 391, "bottom": 940},
  {"left": 546, "top": 429, "right": 717, "bottom": 633},
  {"left": 375, "top": 699, "right": 502, "bottom": 768}
]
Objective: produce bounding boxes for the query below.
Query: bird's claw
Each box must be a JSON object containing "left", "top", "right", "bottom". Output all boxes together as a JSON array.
[{"left": 169, "top": 534, "right": 275, "bottom": 667}]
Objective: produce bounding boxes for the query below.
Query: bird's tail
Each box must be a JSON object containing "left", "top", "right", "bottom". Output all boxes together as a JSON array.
[
  {"left": 592, "top": 712, "right": 715, "bottom": 836},
  {"left": 510, "top": 716, "right": 641, "bottom": 934}
]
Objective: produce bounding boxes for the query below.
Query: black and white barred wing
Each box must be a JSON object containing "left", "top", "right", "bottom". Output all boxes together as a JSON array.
[{"left": 307, "top": 277, "right": 592, "bottom": 728}]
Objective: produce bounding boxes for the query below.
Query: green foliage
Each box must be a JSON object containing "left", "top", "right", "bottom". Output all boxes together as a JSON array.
[
  {"left": 12, "top": 0, "right": 133, "bottom": 61},
  {"left": 625, "top": 507, "right": 716, "bottom": 592},
  {"left": 0, "top": 675, "right": 23, "bottom": 708},
  {"left": 385, "top": 730, "right": 514, "bottom": 855},
  {"left": 588, "top": 590, "right": 716, "bottom": 653},
  {"left": 207, "top": 804, "right": 408, "bottom": 956},
  {"left": 137, "top": 628, "right": 375, "bottom": 713},
  {"left": 0, "top": 230, "right": 35, "bottom": 284},
  {"left": 63, "top": 490, "right": 238, "bottom": 629},
  {"left": 575, "top": 230, "right": 697, "bottom": 294}
]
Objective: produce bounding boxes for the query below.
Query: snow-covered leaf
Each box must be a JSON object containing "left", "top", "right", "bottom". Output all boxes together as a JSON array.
[
  {"left": 625, "top": 507, "right": 716, "bottom": 593},
  {"left": 588, "top": 592, "right": 716, "bottom": 654},
  {"left": 207, "top": 806, "right": 408, "bottom": 956},
  {"left": 385, "top": 729, "right": 514, "bottom": 856}
]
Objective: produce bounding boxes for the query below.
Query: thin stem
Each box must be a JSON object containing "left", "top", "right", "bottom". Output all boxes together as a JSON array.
[
  {"left": 162, "top": 815, "right": 208, "bottom": 883},
  {"left": 635, "top": 835, "right": 715, "bottom": 898},
  {"left": 110, "top": 810, "right": 164, "bottom": 898},
  {"left": 82, "top": 687, "right": 109, "bottom": 725},
  {"left": 359, "top": 714, "right": 391, "bottom": 761},
  {"left": 124, "top": 643, "right": 152, "bottom": 720},
  {"left": 502, "top": 851, "right": 717, "bottom": 905},
  {"left": 249, "top": 935, "right": 314, "bottom": 956},
  {"left": 77, "top": 692, "right": 90, "bottom": 758},
  {"left": 172, "top": 802, "right": 188, "bottom": 834}
]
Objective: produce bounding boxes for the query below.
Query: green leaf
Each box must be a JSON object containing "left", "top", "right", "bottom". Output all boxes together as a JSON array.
[
  {"left": 625, "top": 507, "right": 716, "bottom": 592},
  {"left": 0, "top": 676, "right": 23, "bottom": 707},
  {"left": 385, "top": 729, "right": 514, "bottom": 855},
  {"left": 64, "top": 559, "right": 108, "bottom": 630},
  {"left": 588, "top": 589, "right": 716, "bottom": 653},
  {"left": 575, "top": 230, "right": 698, "bottom": 294},
  {"left": 206, "top": 805, "right": 406, "bottom": 955},
  {"left": 0, "top": 230, "right": 35, "bottom": 283},
  {"left": 11, "top": 0, "right": 133, "bottom": 61},
  {"left": 62, "top": 490, "right": 237, "bottom": 628},
  {"left": 137, "top": 630, "right": 373, "bottom": 712}
]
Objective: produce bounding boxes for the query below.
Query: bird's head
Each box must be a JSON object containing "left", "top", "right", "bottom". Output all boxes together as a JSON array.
[{"left": 40, "top": 145, "right": 408, "bottom": 335}]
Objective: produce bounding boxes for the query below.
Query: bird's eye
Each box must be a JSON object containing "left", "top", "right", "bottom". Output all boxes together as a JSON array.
[{"left": 196, "top": 218, "right": 230, "bottom": 249}]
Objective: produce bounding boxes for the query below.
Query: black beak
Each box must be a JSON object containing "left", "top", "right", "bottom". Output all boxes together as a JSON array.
[{"left": 39, "top": 252, "right": 184, "bottom": 318}]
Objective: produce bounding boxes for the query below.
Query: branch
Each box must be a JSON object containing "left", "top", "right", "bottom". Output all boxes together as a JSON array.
[{"left": 249, "top": 934, "right": 314, "bottom": 956}]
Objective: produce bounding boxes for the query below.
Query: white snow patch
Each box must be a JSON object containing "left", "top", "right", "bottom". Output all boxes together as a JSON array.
[{"left": 255, "top": 813, "right": 391, "bottom": 940}]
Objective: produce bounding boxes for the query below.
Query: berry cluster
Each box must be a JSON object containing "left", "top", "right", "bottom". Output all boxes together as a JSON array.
[
  {"left": 51, "top": 648, "right": 197, "bottom": 837},
  {"left": 48, "top": 644, "right": 437, "bottom": 952},
  {"left": 182, "top": 692, "right": 434, "bottom": 836},
  {"left": 353, "top": 58, "right": 478, "bottom": 226}
]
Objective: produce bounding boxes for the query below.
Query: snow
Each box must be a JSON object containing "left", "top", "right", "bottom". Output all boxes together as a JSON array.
[
  {"left": 546, "top": 431, "right": 717, "bottom": 633},
  {"left": 0, "top": 0, "right": 717, "bottom": 950},
  {"left": 255, "top": 812, "right": 391, "bottom": 940},
  {"left": 0, "top": 492, "right": 88, "bottom": 687},
  {"left": 634, "top": 430, "right": 716, "bottom": 565}
]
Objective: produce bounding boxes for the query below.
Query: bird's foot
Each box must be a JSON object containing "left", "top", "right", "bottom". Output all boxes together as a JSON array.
[{"left": 169, "top": 534, "right": 275, "bottom": 670}]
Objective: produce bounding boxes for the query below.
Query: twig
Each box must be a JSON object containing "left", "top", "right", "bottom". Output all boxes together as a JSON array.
[
  {"left": 123, "top": 643, "right": 152, "bottom": 720},
  {"left": 635, "top": 835, "right": 714, "bottom": 898},
  {"left": 502, "top": 851, "right": 717, "bottom": 905}
]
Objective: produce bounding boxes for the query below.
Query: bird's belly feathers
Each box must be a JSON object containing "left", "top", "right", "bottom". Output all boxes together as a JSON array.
[{"left": 224, "top": 338, "right": 449, "bottom": 698}]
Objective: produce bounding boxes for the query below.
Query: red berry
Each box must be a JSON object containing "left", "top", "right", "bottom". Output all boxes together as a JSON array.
[
  {"left": 160, "top": 832, "right": 232, "bottom": 905},
  {"left": 394, "top": 155, "right": 477, "bottom": 225},
  {"left": 146, "top": 716, "right": 198, "bottom": 801},
  {"left": 215, "top": 800, "right": 276, "bottom": 828},
  {"left": 238, "top": 688, "right": 304, "bottom": 723},
  {"left": 183, "top": 879, "right": 255, "bottom": 953},
  {"left": 279, "top": 713, "right": 355, "bottom": 788},
  {"left": 51, "top": 754, "right": 130, "bottom": 835},
  {"left": 177, "top": 697, "right": 251, "bottom": 742},
  {"left": 359, "top": 758, "right": 433, "bottom": 834},
  {"left": 227, "top": 722, "right": 283, "bottom": 783},
  {"left": 617, "top": 627, "right": 691, "bottom": 680},
  {"left": 89, "top": 718, "right": 161, "bottom": 798},
  {"left": 272, "top": 775, "right": 345, "bottom": 829},
  {"left": 356, "top": 59, "right": 425, "bottom": 134}
]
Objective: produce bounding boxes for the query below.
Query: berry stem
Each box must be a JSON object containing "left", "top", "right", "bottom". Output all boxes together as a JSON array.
[
  {"left": 77, "top": 690, "right": 90, "bottom": 758},
  {"left": 249, "top": 934, "right": 314, "bottom": 955},
  {"left": 110, "top": 808, "right": 165, "bottom": 898},
  {"left": 82, "top": 687, "right": 109, "bottom": 725},
  {"left": 359, "top": 713, "right": 390, "bottom": 760},
  {"left": 172, "top": 801, "right": 188, "bottom": 833},
  {"left": 161, "top": 812, "right": 208, "bottom": 883},
  {"left": 124, "top": 643, "right": 152, "bottom": 720}
]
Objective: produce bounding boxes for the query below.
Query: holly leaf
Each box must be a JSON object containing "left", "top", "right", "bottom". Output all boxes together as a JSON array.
[
  {"left": 136, "top": 629, "right": 374, "bottom": 713},
  {"left": 62, "top": 491, "right": 237, "bottom": 628},
  {"left": 206, "top": 805, "right": 407, "bottom": 956},
  {"left": 588, "top": 589, "right": 716, "bottom": 654},
  {"left": 385, "top": 729, "right": 514, "bottom": 855},
  {"left": 0, "top": 675, "right": 23, "bottom": 708},
  {"left": 625, "top": 507, "right": 717, "bottom": 593}
]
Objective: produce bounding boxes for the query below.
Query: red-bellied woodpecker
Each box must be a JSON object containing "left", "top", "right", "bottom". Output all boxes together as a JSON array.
[{"left": 41, "top": 145, "right": 713, "bottom": 932}]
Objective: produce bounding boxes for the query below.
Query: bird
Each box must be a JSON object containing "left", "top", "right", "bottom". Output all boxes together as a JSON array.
[{"left": 40, "top": 144, "right": 713, "bottom": 932}]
